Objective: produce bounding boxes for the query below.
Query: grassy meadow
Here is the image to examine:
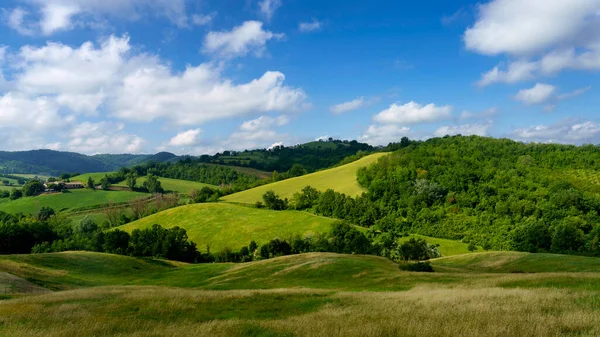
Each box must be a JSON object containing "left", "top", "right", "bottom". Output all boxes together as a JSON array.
[
  {"left": 222, "top": 153, "right": 388, "bottom": 204},
  {"left": 115, "top": 176, "right": 219, "bottom": 194},
  {"left": 1, "top": 251, "right": 600, "bottom": 336},
  {"left": 0, "top": 189, "right": 147, "bottom": 214},
  {"left": 117, "top": 203, "right": 338, "bottom": 252},
  {"left": 70, "top": 172, "right": 114, "bottom": 183}
]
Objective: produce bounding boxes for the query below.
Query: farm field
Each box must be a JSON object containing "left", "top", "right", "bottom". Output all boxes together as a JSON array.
[
  {"left": 1, "top": 251, "right": 600, "bottom": 336},
  {"left": 70, "top": 172, "right": 115, "bottom": 183},
  {"left": 0, "top": 189, "right": 148, "bottom": 214},
  {"left": 117, "top": 203, "right": 338, "bottom": 252},
  {"left": 115, "top": 176, "right": 219, "bottom": 194},
  {"left": 222, "top": 153, "right": 388, "bottom": 204}
]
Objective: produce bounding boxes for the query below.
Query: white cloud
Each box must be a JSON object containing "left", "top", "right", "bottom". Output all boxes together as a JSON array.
[
  {"left": 557, "top": 86, "right": 592, "bottom": 100},
  {"left": 434, "top": 122, "right": 492, "bottom": 137},
  {"left": 514, "top": 83, "right": 557, "bottom": 105},
  {"left": 359, "top": 124, "right": 412, "bottom": 146},
  {"left": 168, "top": 129, "right": 201, "bottom": 147},
  {"left": 239, "top": 115, "right": 289, "bottom": 131},
  {"left": 0, "top": 93, "right": 64, "bottom": 131},
  {"left": 373, "top": 101, "right": 452, "bottom": 125},
  {"left": 66, "top": 121, "right": 144, "bottom": 154},
  {"left": 511, "top": 120, "right": 600, "bottom": 144},
  {"left": 464, "top": 0, "right": 600, "bottom": 56},
  {"left": 268, "top": 141, "right": 284, "bottom": 150},
  {"left": 330, "top": 97, "right": 365, "bottom": 114},
  {"left": 259, "top": 0, "right": 282, "bottom": 21},
  {"left": 203, "top": 21, "right": 284, "bottom": 59},
  {"left": 478, "top": 61, "right": 538, "bottom": 86},
  {"left": 467, "top": 0, "right": 600, "bottom": 84},
  {"left": 299, "top": 19, "right": 322, "bottom": 33},
  {"left": 3, "top": 35, "right": 306, "bottom": 127},
  {"left": 192, "top": 13, "right": 214, "bottom": 26},
  {"left": 5, "top": 0, "right": 189, "bottom": 35},
  {"left": 460, "top": 107, "right": 497, "bottom": 120}
]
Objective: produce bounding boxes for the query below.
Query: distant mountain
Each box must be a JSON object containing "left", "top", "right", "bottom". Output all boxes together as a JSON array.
[
  {"left": 0, "top": 150, "right": 179, "bottom": 176},
  {"left": 0, "top": 139, "right": 373, "bottom": 176}
]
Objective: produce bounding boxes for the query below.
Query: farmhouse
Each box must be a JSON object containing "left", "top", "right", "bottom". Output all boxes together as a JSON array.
[{"left": 43, "top": 181, "right": 85, "bottom": 190}]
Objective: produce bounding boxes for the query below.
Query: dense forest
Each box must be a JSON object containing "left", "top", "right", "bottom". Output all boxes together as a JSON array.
[
  {"left": 261, "top": 136, "right": 600, "bottom": 257},
  {"left": 196, "top": 139, "right": 373, "bottom": 172}
]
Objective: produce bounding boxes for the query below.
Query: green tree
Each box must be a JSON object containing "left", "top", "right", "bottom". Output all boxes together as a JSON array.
[
  {"left": 467, "top": 242, "right": 477, "bottom": 252},
  {"left": 87, "top": 177, "right": 95, "bottom": 190},
  {"left": 293, "top": 186, "right": 320, "bottom": 210},
  {"left": 262, "top": 190, "right": 287, "bottom": 210},
  {"left": 551, "top": 222, "right": 585, "bottom": 253},
  {"left": 143, "top": 175, "right": 163, "bottom": 194},
  {"left": 398, "top": 238, "right": 431, "bottom": 262},
  {"left": 22, "top": 180, "right": 45, "bottom": 197},
  {"left": 125, "top": 172, "right": 138, "bottom": 190},
  {"left": 100, "top": 176, "right": 111, "bottom": 191},
  {"left": 102, "top": 229, "right": 130, "bottom": 254},
  {"left": 10, "top": 189, "right": 23, "bottom": 200}
]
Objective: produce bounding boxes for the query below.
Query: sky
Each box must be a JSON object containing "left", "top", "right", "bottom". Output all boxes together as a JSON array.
[{"left": 0, "top": 0, "right": 599, "bottom": 155}]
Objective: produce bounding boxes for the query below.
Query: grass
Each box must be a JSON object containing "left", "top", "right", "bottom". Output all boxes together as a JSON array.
[
  {"left": 117, "top": 203, "right": 338, "bottom": 252},
  {"left": 115, "top": 176, "right": 219, "bottom": 194},
  {"left": 69, "top": 172, "right": 114, "bottom": 183},
  {"left": 222, "top": 153, "right": 388, "bottom": 204},
  {"left": 399, "top": 234, "right": 483, "bottom": 256},
  {"left": 0, "top": 185, "right": 18, "bottom": 191},
  {"left": 1, "top": 251, "right": 600, "bottom": 336},
  {"left": 431, "top": 251, "right": 600, "bottom": 273},
  {"left": 0, "top": 189, "right": 148, "bottom": 214}
]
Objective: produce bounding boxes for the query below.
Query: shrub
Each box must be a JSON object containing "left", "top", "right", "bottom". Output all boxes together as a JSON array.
[{"left": 399, "top": 261, "right": 434, "bottom": 272}]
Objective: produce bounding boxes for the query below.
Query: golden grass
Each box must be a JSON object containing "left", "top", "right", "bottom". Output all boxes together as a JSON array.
[{"left": 1, "top": 284, "right": 598, "bottom": 337}]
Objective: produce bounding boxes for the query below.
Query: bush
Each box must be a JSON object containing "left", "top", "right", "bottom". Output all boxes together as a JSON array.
[{"left": 399, "top": 261, "right": 434, "bottom": 272}]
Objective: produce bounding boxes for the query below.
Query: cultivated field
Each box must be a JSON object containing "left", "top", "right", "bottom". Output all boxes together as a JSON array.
[
  {"left": 222, "top": 153, "right": 388, "bottom": 204},
  {"left": 0, "top": 189, "right": 148, "bottom": 214},
  {"left": 115, "top": 176, "right": 219, "bottom": 194},
  {"left": 1, "top": 251, "right": 600, "bottom": 336},
  {"left": 70, "top": 172, "right": 115, "bottom": 183},
  {"left": 117, "top": 203, "right": 337, "bottom": 252}
]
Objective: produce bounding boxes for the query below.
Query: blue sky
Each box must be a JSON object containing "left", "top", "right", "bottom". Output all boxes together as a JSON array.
[{"left": 1, "top": 0, "right": 599, "bottom": 154}]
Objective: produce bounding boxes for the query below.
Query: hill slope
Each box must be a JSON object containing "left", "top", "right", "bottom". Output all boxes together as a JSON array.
[
  {"left": 117, "top": 203, "right": 337, "bottom": 251},
  {"left": 223, "top": 153, "right": 388, "bottom": 204}
]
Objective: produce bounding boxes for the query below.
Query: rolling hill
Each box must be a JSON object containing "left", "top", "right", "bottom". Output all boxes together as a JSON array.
[
  {"left": 117, "top": 203, "right": 338, "bottom": 252},
  {"left": 0, "top": 189, "right": 148, "bottom": 214},
  {"left": 222, "top": 152, "right": 388, "bottom": 204},
  {"left": 1, "top": 251, "right": 600, "bottom": 336}
]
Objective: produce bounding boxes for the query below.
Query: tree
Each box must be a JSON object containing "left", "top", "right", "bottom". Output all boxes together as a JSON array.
[
  {"left": 126, "top": 172, "right": 138, "bottom": 190},
  {"left": 37, "top": 207, "right": 55, "bottom": 221},
  {"left": 328, "top": 221, "right": 372, "bottom": 254},
  {"left": 87, "top": 177, "right": 95, "bottom": 190},
  {"left": 262, "top": 190, "right": 287, "bottom": 210},
  {"left": 293, "top": 186, "right": 320, "bottom": 210},
  {"left": 288, "top": 164, "right": 307, "bottom": 177},
  {"left": 22, "top": 180, "right": 45, "bottom": 197},
  {"left": 103, "top": 230, "right": 130, "bottom": 254},
  {"left": 467, "top": 242, "right": 477, "bottom": 252},
  {"left": 551, "top": 222, "right": 585, "bottom": 253},
  {"left": 398, "top": 238, "right": 431, "bottom": 262},
  {"left": 143, "top": 175, "right": 163, "bottom": 194},
  {"left": 2, "top": 180, "right": 9, "bottom": 185},
  {"left": 10, "top": 189, "right": 23, "bottom": 200},
  {"left": 100, "top": 176, "right": 111, "bottom": 191}
]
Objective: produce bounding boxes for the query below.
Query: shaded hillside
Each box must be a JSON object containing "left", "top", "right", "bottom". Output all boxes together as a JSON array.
[{"left": 0, "top": 150, "right": 179, "bottom": 176}]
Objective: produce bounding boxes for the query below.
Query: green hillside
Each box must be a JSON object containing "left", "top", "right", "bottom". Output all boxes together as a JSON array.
[
  {"left": 117, "top": 203, "right": 337, "bottom": 252},
  {"left": 1, "top": 251, "right": 600, "bottom": 336},
  {"left": 70, "top": 172, "right": 114, "bottom": 183},
  {"left": 223, "top": 153, "right": 388, "bottom": 204},
  {"left": 115, "top": 176, "right": 218, "bottom": 194},
  {"left": 0, "top": 189, "right": 147, "bottom": 214},
  {"left": 431, "top": 251, "right": 600, "bottom": 273}
]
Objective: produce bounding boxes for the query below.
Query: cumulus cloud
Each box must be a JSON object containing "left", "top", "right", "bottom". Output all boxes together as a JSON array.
[
  {"left": 239, "top": 115, "right": 289, "bottom": 131},
  {"left": 514, "top": 83, "right": 557, "bottom": 105},
  {"left": 259, "top": 0, "right": 282, "bottom": 21},
  {"left": 203, "top": 21, "right": 284, "bottom": 59},
  {"left": 299, "top": 19, "right": 322, "bottom": 33},
  {"left": 359, "top": 124, "right": 412, "bottom": 146},
  {"left": 65, "top": 121, "right": 144, "bottom": 154},
  {"left": 0, "top": 35, "right": 307, "bottom": 152},
  {"left": 434, "top": 122, "right": 492, "bottom": 137},
  {"left": 466, "top": 0, "right": 600, "bottom": 84},
  {"left": 5, "top": 0, "right": 189, "bottom": 35},
  {"left": 168, "top": 129, "right": 201, "bottom": 147},
  {"left": 373, "top": 101, "right": 452, "bottom": 125},
  {"left": 330, "top": 97, "right": 365, "bottom": 114},
  {"left": 511, "top": 120, "right": 600, "bottom": 144}
]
